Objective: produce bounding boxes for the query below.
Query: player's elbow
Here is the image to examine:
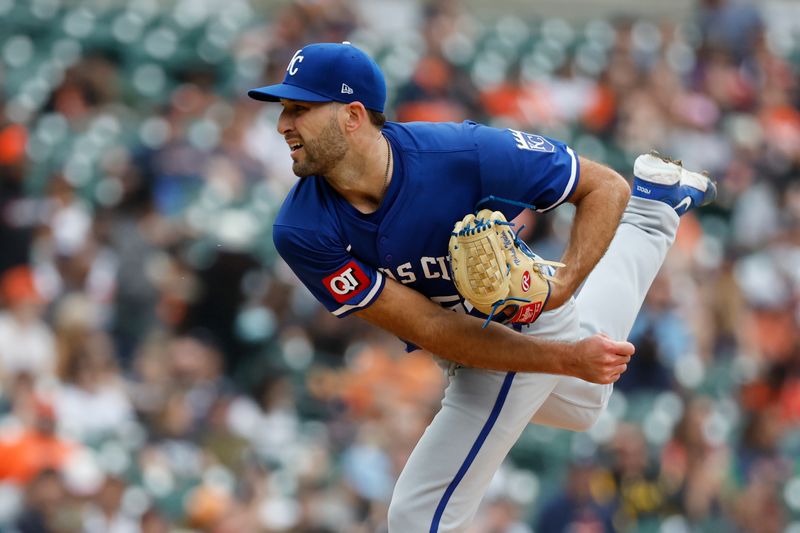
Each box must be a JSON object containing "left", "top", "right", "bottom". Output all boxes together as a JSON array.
[
  {"left": 573, "top": 158, "right": 630, "bottom": 213},
  {"left": 608, "top": 169, "right": 631, "bottom": 210}
]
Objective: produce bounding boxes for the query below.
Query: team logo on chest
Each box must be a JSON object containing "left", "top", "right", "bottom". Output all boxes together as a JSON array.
[{"left": 323, "top": 261, "right": 369, "bottom": 303}]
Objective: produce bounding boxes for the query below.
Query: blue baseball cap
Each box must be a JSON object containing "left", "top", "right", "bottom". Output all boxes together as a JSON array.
[{"left": 248, "top": 42, "right": 386, "bottom": 113}]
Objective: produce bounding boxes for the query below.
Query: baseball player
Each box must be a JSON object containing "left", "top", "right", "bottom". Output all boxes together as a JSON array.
[{"left": 248, "top": 43, "right": 715, "bottom": 532}]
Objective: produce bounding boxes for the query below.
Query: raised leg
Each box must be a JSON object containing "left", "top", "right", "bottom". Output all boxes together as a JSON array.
[{"left": 531, "top": 153, "right": 715, "bottom": 430}]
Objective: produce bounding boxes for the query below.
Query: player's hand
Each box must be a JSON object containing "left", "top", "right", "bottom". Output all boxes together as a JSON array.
[{"left": 566, "top": 333, "right": 634, "bottom": 384}]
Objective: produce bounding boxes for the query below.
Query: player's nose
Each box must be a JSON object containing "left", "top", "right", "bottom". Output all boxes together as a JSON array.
[{"left": 277, "top": 109, "right": 293, "bottom": 135}]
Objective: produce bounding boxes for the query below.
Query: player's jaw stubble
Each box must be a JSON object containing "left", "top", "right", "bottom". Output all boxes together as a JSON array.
[{"left": 291, "top": 115, "right": 348, "bottom": 179}]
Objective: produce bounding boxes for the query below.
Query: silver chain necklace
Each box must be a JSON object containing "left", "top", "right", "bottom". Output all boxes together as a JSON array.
[{"left": 381, "top": 134, "right": 391, "bottom": 197}]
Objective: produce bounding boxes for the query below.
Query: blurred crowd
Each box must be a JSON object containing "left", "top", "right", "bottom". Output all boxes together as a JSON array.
[{"left": 0, "top": 0, "right": 798, "bottom": 531}]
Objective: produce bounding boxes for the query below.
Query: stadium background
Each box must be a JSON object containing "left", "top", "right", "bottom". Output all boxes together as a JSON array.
[{"left": 0, "top": 0, "right": 798, "bottom": 531}]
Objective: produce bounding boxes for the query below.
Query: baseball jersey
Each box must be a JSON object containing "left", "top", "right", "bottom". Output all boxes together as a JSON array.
[{"left": 273, "top": 121, "right": 579, "bottom": 324}]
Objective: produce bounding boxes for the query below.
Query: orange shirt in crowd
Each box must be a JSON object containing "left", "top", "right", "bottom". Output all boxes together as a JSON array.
[{"left": 0, "top": 429, "right": 75, "bottom": 484}]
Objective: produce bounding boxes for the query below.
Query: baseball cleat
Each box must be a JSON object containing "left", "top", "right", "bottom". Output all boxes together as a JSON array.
[
  {"left": 632, "top": 151, "right": 716, "bottom": 216},
  {"left": 677, "top": 168, "right": 717, "bottom": 215}
]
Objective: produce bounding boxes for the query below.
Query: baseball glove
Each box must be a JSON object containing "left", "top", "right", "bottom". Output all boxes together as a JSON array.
[{"left": 448, "top": 209, "right": 564, "bottom": 327}]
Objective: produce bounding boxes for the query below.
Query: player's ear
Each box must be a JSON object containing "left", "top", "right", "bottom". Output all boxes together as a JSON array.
[{"left": 340, "top": 101, "right": 369, "bottom": 133}]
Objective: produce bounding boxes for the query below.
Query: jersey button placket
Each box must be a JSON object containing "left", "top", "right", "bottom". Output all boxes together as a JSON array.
[{"left": 378, "top": 236, "right": 391, "bottom": 264}]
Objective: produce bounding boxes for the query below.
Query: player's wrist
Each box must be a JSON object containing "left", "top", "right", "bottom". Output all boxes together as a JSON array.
[
  {"left": 551, "top": 339, "right": 586, "bottom": 380},
  {"left": 528, "top": 337, "right": 574, "bottom": 376},
  {"left": 543, "top": 283, "right": 571, "bottom": 311}
]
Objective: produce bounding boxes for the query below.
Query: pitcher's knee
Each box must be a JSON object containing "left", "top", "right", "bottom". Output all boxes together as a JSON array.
[{"left": 561, "top": 406, "right": 603, "bottom": 432}]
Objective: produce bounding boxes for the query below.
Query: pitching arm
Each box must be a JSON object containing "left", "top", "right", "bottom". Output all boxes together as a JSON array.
[
  {"left": 356, "top": 276, "right": 633, "bottom": 384},
  {"left": 544, "top": 156, "right": 630, "bottom": 310}
]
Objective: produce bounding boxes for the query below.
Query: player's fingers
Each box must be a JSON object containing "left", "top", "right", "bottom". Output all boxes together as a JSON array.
[
  {"left": 612, "top": 340, "right": 635, "bottom": 356},
  {"left": 595, "top": 333, "right": 634, "bottom": 355},
  {"left": 609, "top": 364, "right": 628, "bottom": 380},
  {"left": 599, "top": 363, "right": 629, "bottom": 384}
]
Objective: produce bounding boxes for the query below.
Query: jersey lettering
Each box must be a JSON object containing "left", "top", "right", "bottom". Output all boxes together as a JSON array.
[
  {"left": 508, "top": 129, "right": 555, "bottom": 153},
  {"left": 396, "top": 262, "right": 417, "bottom": 284},
  {"left": 421, "top": 257, "right": 440, "bottom": 279},
  {"left": 386, "top": 256, "right": 451, "bottom": 285},
  {"left": 287, "top": 50, "right": 304, "bottom": 76},
  {"left": 437, "top": 257, "right": 451, "bottom": 281},
  {"left": 323, "top": 261, "right": 369, "bottom": 303},
  {"left": 378, "top": 267, "right": 396, "bottom": 280}
]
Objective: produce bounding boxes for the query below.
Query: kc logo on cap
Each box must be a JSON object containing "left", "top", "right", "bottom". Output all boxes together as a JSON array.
[
  {"left": 287, "top": 50, "right": 304, "bottom": 76},
  {"left": 247, "top": 42, "right": 386, "bottom": 113}
]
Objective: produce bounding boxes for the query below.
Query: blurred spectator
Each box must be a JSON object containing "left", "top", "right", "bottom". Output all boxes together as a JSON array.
[
  {"left": 536, "top": 461, "right": 615, "bottom": 533},
  {"left": 14, "top": 469, "right": 80, "bottom": 533},
  {"left": 3, "top": 371, "right": 44, "bottom": 428},
  {"left": 52, "top": 293, "right": 133, "bottom": 440},
  {"left": 140, "top": 507, "right": 171, "bottom": 533},
  {"left": 601, "top": 424, "right": 669, "bottom": 531},
  {"left": 697, "top": 0, "right": 763, "bottom": 63},
  {"left": 82, "top": 476, "right": 140, "bottom": 533},
  {"left": 0, "top": 121, "right": 35, "bottom": 274},
  {"left": 0, "top": 266, "right": 56, "bottom": 389},
  {"left": 730, "top": 469, "right": 786, "bottom": 533},
  {"left": 394, "top": 54, "right": 482, "bottom": 123},
  {"left": 736, "top": 404, "right": 788, "bottom": 484},
  {"left": 660, "top": 396, "right": 733, "bottom": 527},
  {"left": 471, "top": 496, "right": 533, "bottom": 533},
  {"left": 0, "top": 400, "right": 76, "bottom": 484},
  {"left": 617, "top": 273, "right": 693, "bottom": 392}
]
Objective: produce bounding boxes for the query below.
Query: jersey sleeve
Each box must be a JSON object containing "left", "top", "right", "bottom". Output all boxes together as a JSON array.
[
  {"left": 472, "top": 124, "right": 580, "bottom": 213},
  {"left": 273, "top": 224, "right": 385, "bottom": 318}
]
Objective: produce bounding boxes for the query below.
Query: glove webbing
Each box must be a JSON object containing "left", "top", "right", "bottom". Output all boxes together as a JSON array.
[{"left": 463, "top": 238, "right": 505, "bottom": 297}]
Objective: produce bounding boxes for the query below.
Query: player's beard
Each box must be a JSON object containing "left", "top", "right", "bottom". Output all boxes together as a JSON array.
[{"left": 292, "top": 115, "right": 348, "bottom": 178}]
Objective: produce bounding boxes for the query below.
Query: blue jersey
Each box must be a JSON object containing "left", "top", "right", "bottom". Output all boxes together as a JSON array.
[{"left": 273, "top": 121, "right": 579, "bottom": 321}]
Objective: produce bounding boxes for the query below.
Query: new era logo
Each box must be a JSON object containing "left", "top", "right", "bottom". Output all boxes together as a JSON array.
[{"left": 341, "top": 83, "right": 353, "bottom": 94}]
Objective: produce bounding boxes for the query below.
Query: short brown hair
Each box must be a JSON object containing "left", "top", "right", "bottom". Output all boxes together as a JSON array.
[
  {"left": 367, "top": 109, "right": 387, "bottom": 128},
  {"left": 331, "top": 102, "right": 386, "bottom": 128}
]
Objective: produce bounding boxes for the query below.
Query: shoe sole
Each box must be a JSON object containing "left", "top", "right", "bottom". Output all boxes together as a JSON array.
[
  {"left": 634, "top": 150, "right": 682, "bottom": 186},
  {"left": 650, "top": 149, "right": 683, "bottom": 167}
]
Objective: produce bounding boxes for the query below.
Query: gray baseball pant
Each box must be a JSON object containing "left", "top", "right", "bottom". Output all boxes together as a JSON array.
[{"left": 387, "top": 197, "right": 679, "bottom": 532}]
